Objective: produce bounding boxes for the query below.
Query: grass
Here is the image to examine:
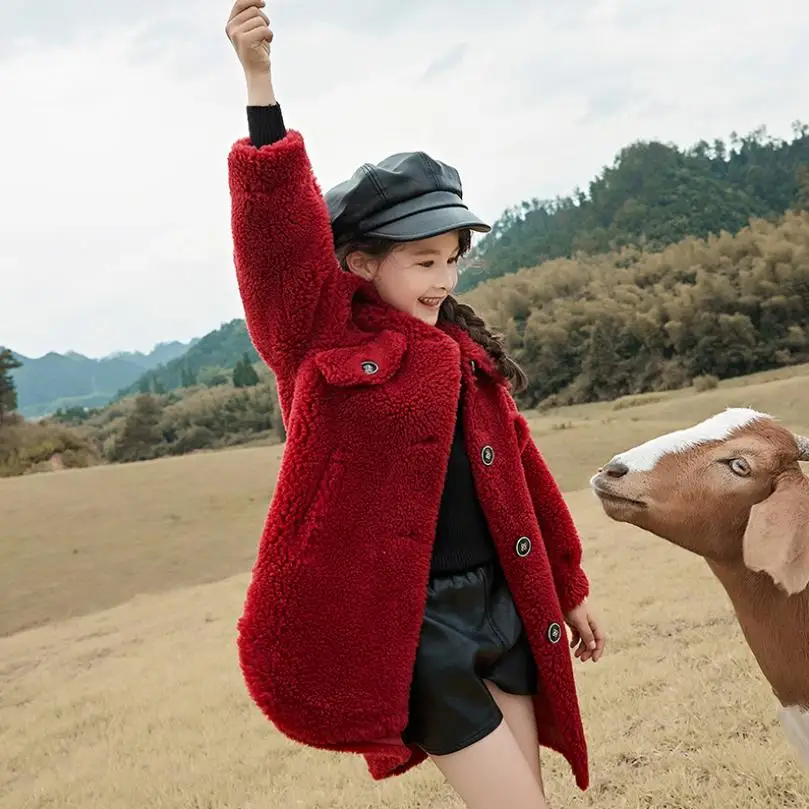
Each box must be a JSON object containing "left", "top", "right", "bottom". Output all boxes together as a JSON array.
[{"left": 2, "top": 366, "right": 809, "bottom": 807}]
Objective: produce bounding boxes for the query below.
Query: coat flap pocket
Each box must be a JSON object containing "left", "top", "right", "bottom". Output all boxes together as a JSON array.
[{"left": 314, "top": 330, "right": 407, "bottom": 386}]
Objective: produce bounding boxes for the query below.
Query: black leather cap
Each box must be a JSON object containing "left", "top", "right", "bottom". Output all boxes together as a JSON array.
[{"left": 325, "top": 151, "right": 490, "bottom": 246}]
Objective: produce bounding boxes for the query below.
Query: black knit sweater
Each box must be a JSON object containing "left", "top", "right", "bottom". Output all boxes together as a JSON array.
[{"left": 245, "top": 102, "right": 496, "bottom": 574}]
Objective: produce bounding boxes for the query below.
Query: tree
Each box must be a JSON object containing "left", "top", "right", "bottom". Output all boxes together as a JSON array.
[
  {"left": 0, "top": 349, "right": 22, "bottom": 425},
  {"left": 796, "top": 165, "right": 809, "bottom": 212},
  {"left": 109, "top": 394, "right": 163, "bottom": 462},
  {"left": 180, "top": 364, "right": 197, "bottom": 387},
  {"left": 150, "top": 373, "right": 166, "bottom": 395},
  {"left": 233, "top": 353, "right": 260, "bottom": 388}
]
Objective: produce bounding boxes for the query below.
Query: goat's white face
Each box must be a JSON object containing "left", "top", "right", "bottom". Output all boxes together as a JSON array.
[
  {"left": 605, "top": 408, "right": 768, "bottom": 474},
  {"left": 590, "top": 409, "right": 809, "bottom": 592}
]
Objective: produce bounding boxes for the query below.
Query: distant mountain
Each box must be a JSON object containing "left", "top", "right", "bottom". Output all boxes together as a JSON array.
[
  {"left": 119, "top": 319, "right": 259, "bottom": 396},
  {"left": 8, "top": 340, "right": 196, "bottom": 418},
  {"left": 103, "top": 340, "right": 197, "bottom": 369}
]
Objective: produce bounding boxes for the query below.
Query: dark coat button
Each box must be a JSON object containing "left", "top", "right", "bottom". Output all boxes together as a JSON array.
[
  {"left": 361, "top": 361, "right": 379, "bottom": 375},
  {"left": 547, "top": 622, "right": 563, "bottom": 644},
  {"left": 481, "top": 445, "right": 494, "bottom": 466},
  {"left": 515, "top": 536, "right": 532, "bottom": 557}
]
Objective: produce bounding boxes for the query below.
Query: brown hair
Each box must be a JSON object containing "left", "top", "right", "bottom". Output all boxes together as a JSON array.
[{"left": 334, "top": 231, "right": 528, "bottom": 392}]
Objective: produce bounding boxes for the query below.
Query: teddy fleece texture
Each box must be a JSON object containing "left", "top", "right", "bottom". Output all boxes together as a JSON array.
[{"left": 228, "top": 129, "right": 592, "bottom": 790}]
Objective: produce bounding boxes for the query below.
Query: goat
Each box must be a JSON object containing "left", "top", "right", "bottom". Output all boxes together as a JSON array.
[{"left": 589, "top": 407, "right": 809, "bottom": 768}]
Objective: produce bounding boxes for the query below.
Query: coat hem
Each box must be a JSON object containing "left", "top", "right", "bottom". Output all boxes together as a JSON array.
[
  {"left": 264, "top": 701, "right": 588, "bottom": 788},
  {"left": 265, "top": 709, "right": 432, "bottom": 779}
]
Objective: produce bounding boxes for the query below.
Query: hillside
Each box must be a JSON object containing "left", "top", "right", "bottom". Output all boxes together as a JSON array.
[
  {"left": 0, "top": 413, "right": 102, "bottom": 477},
  {"left": 42, "top": 353, "right": 282, "bottom": 466},
  {"left": 118, "top": 319, "right": 259, "bottom": 397},
  {"left": 458, "top": 122, "right": 809, "bottom": 292},
  {"left": 0, "top": 370, "right": 284, "bottom": 479},
  {"left": 8, "top": 340, "right": 194, "bottom": 418},
  {"left": 464, "top": 209, "right": 809, "bottom": 408}
]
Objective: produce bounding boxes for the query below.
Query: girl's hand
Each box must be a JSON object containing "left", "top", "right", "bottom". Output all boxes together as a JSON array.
[
  {"left": 226, "top": 0, "right": 273, "bottom": 78},
  {"left": 564, "top": 600, "right": 606, "bottom": 663}
]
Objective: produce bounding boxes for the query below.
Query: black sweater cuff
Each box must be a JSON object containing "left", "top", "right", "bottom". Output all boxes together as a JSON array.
[{"left": 247, "top": 103, "right": 287, "bottom": 148}]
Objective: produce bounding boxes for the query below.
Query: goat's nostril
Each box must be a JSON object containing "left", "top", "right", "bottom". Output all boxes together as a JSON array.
[{"left": 604, "top": 461, "right": 629, "bottom": 478}]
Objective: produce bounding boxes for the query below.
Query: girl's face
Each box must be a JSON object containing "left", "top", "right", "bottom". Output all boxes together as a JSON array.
[{"left": 345, "top": 231, "right": 462, "bottom": 326}]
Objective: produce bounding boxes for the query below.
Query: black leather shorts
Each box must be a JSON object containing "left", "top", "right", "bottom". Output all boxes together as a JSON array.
[{"left": 402, "top": 561, "right": 538, "bottom": 756}]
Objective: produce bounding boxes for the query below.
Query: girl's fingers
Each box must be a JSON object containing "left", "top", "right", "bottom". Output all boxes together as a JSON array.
[
  {"left": 569, "top": 627, "right": 580, "bottom": 649},
  {"left": 590, "top": 616, "right": 606, "bottom": 662},
  {"left": 239, "top": 16, "right": 271, "bottom": 38},
  {"left": 229, "top": 0, "right": 265, "bottom": 20},
  {"left": 226, "top": 1, "right": 270, "bottom": 47},
  {"left": 230, "top": 6, "right": 269, "bottom": 28}
]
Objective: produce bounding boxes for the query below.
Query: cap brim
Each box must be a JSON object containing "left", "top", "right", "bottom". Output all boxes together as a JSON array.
[{"left": 363, "top": 205, "right": 491, "bottom": 242}]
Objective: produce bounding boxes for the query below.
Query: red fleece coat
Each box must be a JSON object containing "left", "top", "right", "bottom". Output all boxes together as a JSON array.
[{"left": 229, "top": 129, "right": 592, "bottom": 790}]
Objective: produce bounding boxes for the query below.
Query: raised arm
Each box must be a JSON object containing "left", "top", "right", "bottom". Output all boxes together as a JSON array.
[{"left": 226, "top": 1, "right": 346, "bottom": 376}]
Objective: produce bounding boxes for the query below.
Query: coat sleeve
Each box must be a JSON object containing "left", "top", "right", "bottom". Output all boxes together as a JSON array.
[
  {"left": 228, "top": 129, "right": 346, "bottom": 376},
  {"left": 521, "top": 436, "right": 591, "bottom": 615}
]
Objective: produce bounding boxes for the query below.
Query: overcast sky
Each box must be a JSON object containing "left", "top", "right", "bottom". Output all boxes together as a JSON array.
[{"left": 2, "top": 0, "right": 808, "bottom": 358}]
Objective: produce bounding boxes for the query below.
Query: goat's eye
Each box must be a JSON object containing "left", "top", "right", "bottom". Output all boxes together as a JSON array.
[{"left": 728, "top": 458, "right": 751, "bottom": 477}]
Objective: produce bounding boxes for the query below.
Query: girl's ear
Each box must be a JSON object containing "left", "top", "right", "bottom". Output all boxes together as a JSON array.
[{"left": 345, "top": 250, "right": 377, "bottom": 280}]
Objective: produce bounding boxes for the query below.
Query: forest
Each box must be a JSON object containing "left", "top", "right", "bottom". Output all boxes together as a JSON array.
[
  {"left": 465, "top": 210, "right": 809, "bottom": 407},
  {"left": 458, "top": 122, "right": 809, "bottom": 292}
]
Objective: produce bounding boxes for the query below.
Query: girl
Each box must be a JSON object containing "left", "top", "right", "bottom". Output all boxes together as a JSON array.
[{"left": 225, "top": 3, "right": 606, "bottom": 807}]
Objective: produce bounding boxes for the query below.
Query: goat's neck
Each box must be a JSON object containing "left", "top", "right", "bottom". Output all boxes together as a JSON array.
[{"left": 706, "top": 558, "right": 809, "bottom": 710}]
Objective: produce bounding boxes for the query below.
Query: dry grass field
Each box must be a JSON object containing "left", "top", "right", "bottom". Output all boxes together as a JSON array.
[{"left": 3, "top": 365, "right": 809, "bottom": 808}]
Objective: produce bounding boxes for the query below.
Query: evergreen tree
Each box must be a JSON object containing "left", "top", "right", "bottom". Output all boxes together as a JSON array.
[
  {"left": 233, "top": 353, "right": 260, "bottom": 388},
  {"left": 796, "top": 165, "right": 809, "bottom": 212},
  {"left": 150, "top": 374, "right": 166, "bottom": 395},
  {"left": 109, "top": 394, "right": 162, "bottom": 462},
  {"left": 0, "top": 349, "right": 22, "bottom": 425},
  {"left": 233, "top": 356, "right": 246, "bottom": 387},
  {"left": 180, "top": 364, "right": 197, "bottom": 387}
]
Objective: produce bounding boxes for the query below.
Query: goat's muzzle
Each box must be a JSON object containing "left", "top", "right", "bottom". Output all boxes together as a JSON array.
[{"left": 589, "top": 467, "right": 647, "bottom": 509}]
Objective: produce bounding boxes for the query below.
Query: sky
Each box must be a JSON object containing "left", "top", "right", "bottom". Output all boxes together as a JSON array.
[{"left": 2, "top": 0, "right": 809, "bottom": 359}]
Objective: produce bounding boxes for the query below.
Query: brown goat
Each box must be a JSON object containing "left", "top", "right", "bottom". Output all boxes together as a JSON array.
[{"left": 590, "top": 407, "right": 809, "bottom": 768}]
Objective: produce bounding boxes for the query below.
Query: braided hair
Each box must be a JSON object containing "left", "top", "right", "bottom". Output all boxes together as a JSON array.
[
  {"left": 438, "top": 294, "right": 527, "bottom": 392},
  {"left": 334, "top": 230, "right": 527, "bottom": 392}
]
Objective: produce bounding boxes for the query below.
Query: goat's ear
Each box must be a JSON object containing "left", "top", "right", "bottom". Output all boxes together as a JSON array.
[{"left": 743, "top": 470, "right": 809, "bottom": 595}]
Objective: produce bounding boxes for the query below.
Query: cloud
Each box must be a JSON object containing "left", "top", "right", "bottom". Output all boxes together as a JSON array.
[
  {"left": 1, "top": 0, "right": 808, "bottom": 357},
  {"left": 0, "top": 1, "right": 192, "bottom": 62},
  {"left": 422, "top": 44, "right": 468, "bottom": 81}
]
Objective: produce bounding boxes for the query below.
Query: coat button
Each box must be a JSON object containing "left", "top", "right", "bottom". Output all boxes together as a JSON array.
[
  {"left": 361, "top": 361, "right": 379, "bottom": 375},
  {"left": 515, "top": 536, "right": 532, "bottom": 557},
  {"left": 481, "top": 445, "right": 494, "bottom": 466},
  {"left": 470, "top": 360, "right": 477, "bottom": 373},
  {"left": 547, "top": 622, "right": 563, "bottom": 644}
]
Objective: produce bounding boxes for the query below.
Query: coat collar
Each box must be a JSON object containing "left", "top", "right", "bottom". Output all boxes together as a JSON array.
[
  {"left": 345, "top": 276, "right": 505, "bottom": 384},
  {"left": 438, "top": 320, "right": 503, "bottom": 382}
]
